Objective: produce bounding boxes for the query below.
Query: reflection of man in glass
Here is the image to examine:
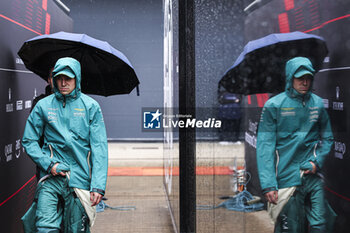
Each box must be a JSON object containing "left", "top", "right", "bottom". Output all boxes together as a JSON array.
[
  {"left": 256, "top": 57, "right": 335, "bottom": 233},
  {"left": 217, "top": 91, "right": 242, "bottom": 143}
]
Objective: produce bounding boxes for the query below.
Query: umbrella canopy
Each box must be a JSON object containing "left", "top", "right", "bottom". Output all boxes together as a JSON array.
[
  {"left": 219, "top": 31, "right": 328, "bottom": 95},
  {"left": 18, "top": 31, "right": 139, "bottom": 96}
]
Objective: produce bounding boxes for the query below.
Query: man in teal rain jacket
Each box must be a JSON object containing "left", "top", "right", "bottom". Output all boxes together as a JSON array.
[
  {"left": 257, "top": 57, "right": 334, "bottom": 233},
  {"left": 22, "top": 57, "right": 108, "bottom": 233}
]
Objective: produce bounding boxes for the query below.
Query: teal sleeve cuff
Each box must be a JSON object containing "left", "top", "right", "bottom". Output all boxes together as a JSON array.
[
  {"left": 300, "top": 160, "right": 314, "bottom": 171},
  {"left": 46, "top": 161, "right": 55, "bottom": 173},
  {"left": 262, "top": 187, "right": 277, "bottom": 194},
  {"left": 91, "top": 188, "right": 105, "bottom": 196}
]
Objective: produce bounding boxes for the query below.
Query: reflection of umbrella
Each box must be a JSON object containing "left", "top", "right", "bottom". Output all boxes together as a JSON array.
[
  {"left": 18, "top": 31, "right": 139, "bottom": 96},
  {"left": 219, "top": 31, "right": 328, "bottom": 95}
]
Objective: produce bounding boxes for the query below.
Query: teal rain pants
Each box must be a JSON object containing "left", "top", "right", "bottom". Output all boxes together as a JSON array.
[
  {"left": 274, "top": 174, "right": 336, "bottom": 233},
  {"left": 22, "top": 176, "right": 90, "bottom": 233}
]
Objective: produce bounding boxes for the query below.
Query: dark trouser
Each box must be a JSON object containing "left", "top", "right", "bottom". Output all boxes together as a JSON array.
[
  {"left": 22, "top": 176, "right": 90, "bottom": 233},
  {"left": 274, "top": 175, "right": 335, "bottom": 233}
]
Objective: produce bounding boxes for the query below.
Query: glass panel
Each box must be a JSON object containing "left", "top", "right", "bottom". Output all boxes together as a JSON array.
[
  {"left": 194, "top": 1, "right": 248, "bottom": 232},
  {"left": 165, "top": 1, "right": 350, "bottom": 233},
  {"left": 163, "top": 0, "right": 180, "bottom": 231}
]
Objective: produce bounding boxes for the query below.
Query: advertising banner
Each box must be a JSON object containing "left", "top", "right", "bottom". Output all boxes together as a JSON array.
[{"left": 0, "top": 1, "right": 72, "bottom": 232}]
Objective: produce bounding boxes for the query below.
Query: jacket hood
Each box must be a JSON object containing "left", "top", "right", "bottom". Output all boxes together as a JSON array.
[
  {"left": 285, "top": 57, "right": 315, "bottom": 99},
  {"left": 52, "top": 57, "right": 81, "bottom": 100}
]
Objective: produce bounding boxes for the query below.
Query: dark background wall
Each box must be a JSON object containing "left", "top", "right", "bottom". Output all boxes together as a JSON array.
[
  {"left": 61, "top": 0, "right": 164, "bottom": 140},
  {"left": 0, "top": 1, "right": 72, "bottom": 232}
]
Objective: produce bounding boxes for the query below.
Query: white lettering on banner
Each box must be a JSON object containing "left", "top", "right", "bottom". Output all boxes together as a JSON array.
[
  {"left": 16, "top": 100, "right": 23, "bottom": 111},
  {"left": 6, "top": 103, "right": 13, "bottom": 112},
  {"left": 336, "top": 86, "right": 340, "bottom": 100},
  {"left": 4, "top": 144, "right": 13, "bottom": 162},
  {"left": 16, "top": 58, "right": 24, "bottom": 65},
  {"left": 248, "top": 120, "right": 258, "bottom": 134},
  {"left": 245, "top": 132, "right": 256, "bottom": 149},
  {"left": 333, "top": 102, "right": 344, "bottom": 111},
  {"left": 16, "top": 139, "right": 21, "bottom": 150},
  {"left": 334, "top": 141, "right": 346, "bottom": 159},
  {"left": 25, "top": 100, "right": 32, "bottom": 109},
  {"left": 323, "top": 99, "right": 329, "bottom": 109},
  {"left": 16, "top": 139, "right": 21, "bottom": 158}
]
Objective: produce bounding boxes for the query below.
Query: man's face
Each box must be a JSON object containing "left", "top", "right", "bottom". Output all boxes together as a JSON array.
[
  {"left": 56, "top": 75, "right": 76, "bottom": 95},
  {"left": 293, "top": 75, "right": 312, "bottom": 94}
]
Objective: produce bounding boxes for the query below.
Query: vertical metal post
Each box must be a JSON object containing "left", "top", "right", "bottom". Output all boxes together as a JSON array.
[{"left": 179, "top": 0, "right": 196, "bottom": 232}]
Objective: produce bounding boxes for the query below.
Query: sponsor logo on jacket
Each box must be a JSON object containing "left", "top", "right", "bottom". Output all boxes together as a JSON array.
[
  {"left": 74, "top": 108, "right": 86, "bottom": 117},
  {"left": 281, "top": 108, "right": 295, "bottom": 117},
  {"left": 48, "top": 111, "right": 58, "bottom": 123}
]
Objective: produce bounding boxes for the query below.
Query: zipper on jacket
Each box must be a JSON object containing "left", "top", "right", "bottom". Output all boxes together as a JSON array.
[{"left": 63, "top": 95, "right": 66, "bottom": 108}]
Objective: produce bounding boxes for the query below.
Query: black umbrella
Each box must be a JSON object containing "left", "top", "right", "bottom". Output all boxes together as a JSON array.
[
  {"left": 219, "top": 31, "right": 328, "bottom": 95},
  {"left": 18, "top": 31, "right": 139, "bottom": 96}
]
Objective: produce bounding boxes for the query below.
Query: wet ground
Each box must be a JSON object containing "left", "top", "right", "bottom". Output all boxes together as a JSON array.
[
  {"left": 91, "top": 142, "right": 274, "bottom": 233},
  {"left": 91, "top": 176, "right": 173, "bottom": 233}
]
